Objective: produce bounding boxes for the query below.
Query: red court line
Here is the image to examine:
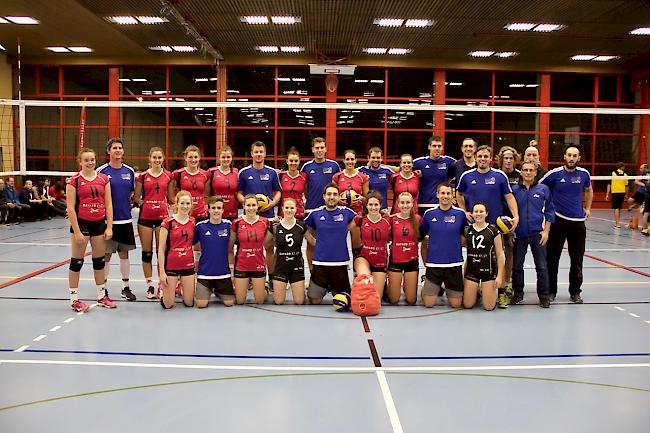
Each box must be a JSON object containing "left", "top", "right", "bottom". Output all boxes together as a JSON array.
[
  {"left": 584, "top": 253, "right": 650, "bottom": 278},
  {"left": 0, "top": 251, "right": 92, "bottom": 290}
]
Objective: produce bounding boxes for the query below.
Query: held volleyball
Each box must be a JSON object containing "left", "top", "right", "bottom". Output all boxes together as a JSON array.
[
  {"left": 255, "top": 193, "right": 271, "bottom": 211},
  {"left": 496, "top": 216, "right": 515, "bottom": 234}
]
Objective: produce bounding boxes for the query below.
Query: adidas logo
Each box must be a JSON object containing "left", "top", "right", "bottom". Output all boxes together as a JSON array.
[
  {"left": 425, "top": 165, "right": 430, "bottom": 169},
  {"left": 432, "top": 217, "right": 437, "bottom": 222},
  {"left": 319, "top": 216, "right": 326, "bottom": 220},
  {"left": 471, "top": 180, "right": 477, "bottom": 184},
  {"left": 205, "top": 231, "right": 211, "bottom": 235},
  {"left": 248, "top": 176, "right": 254, "bottom": 180},
  {"left": 560, "top": 178, "right": 566, "bottom": 183},
  {"left": 310, "top": 170, "right": 315, "bottom": 174}
]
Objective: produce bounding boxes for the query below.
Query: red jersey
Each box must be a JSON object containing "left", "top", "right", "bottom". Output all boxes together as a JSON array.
[
  {"left": 173, "top": 168, "right": 209, "bottom": 219},
  {"left": 333, "top": 170, "right": 368, "bottom": 213},
  {"left": 355, "top": 215, "right": 391, "bottom": 268},
  {"left": 137, "top": 169, "right": 172, "bottom": 220},
  {"left": 389, "top": 213, "right": 422, "bottom": 263},
  {"left": 69, "top": 172, "right": 109, "bottom": 222},
  {"left": 163, "top": 216, "right": 196, "bottom": 271},
  {"left": 279, "top": 171, "right": 307, "bottom": 218},
  {"left": 209, "top": 167, "right": 239, "bottom": 219},
  {"left": 390, "top": 172, "right": 420, "bottom": 214},
  {"left": 232, "top": 216, "right": 270, "bottom": 272}
]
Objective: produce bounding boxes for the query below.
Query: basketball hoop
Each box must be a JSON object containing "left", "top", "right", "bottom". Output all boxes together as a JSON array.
[{"left": 325, "top": 74, "right": 339, "bottom": 93}]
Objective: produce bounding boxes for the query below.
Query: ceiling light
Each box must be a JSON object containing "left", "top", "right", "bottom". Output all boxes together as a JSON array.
[
  {"left": 370, "top": 79, "right": 384, "bottom": 83},
  {"left": 364, "top": 48, "right": 387, "bottom": 54},
  {"left": 495, "top": 51, "right": 517, "bottom": 58},
  {"left": 405, "top": 19, "right": 433, "bottom": 27},
  {"left": 571, "top": 54, "right": 596, "bottom": 61},
  {"left": 277, "top": 77, "right": 290, "bottom": 81},
  {"left": 107, "top": 16, "right": 138, "bottom": 25},
  {"left": 354, "top": 79, "right": 368, "bottom": 83},
  {"left": 504, "top": 23, "right": 536, "bottom": 31},
  {"left": 149, "top": 46, "right": 172, "bottom": 52},
  {"left": 242, "top": 16, "right": 269, "bottom": 24},
  {"left": 258, "top": 46, "right": 279, "bottom": 52},
  {"left": 469, "top": 50, "right": 494, "bottom": 57},
  {"left": 509, "top": 84, "right": 525, "bottom": 88},
  {"left": 374, "top": 18, "right": 404, "bottom": 27},
  {"left": 447, "top": 82, "right": 463, "bottom": 86},
  {"left": 119, "top": 78, "right": 131, "bottom": 82},
  {"left": 271, "top": 16, "right": 300, "bottom": 24},
  {"left": 194, "top": 78, "right": 209, "bottom": 82},
  {"left": 135, "top": 16, "right": 168, "bottom": 24},
  {"left": 5, "top": 16, "right": 39, "bottom": 25},
  {"left": 388, "top": 48, "right": 410, "bottom": 55},
  {"left": 46, "top": 47, "right": 70, "bottom": 52},
  {"left": 630, "top": 27, "right": 650, "bottom": 35},
  {"left": 0, "top": 18, "right": 8, "bottom": 24},
  {"left": 280, "top": 46, "right": 304, "bottom": 52},
  {"left": 292, "top": 77, "right": 306, "bottom": 81},
  {"left": 592, "top": 55, "right": 618, "bottom": 62},
  {"left": 533, "top": 24, "right": 564, "bottom": 32},
  {"left": 131, "top": 78, "right": 147, "bottom": 82},
  {"left": 525, "top": 84, "right": 539, "bottom": 88},
  {"left": 68, "top": 47, "right": 92, "bottom": 52},
  {"left": 171, "top": 46, "right": 196, "bottom": 52},
  {"left": 0, "top": 44, "right": 4, "bottom": 50},
  {"left": 210, "top": 89, "right": 218, "bottom": 93}
]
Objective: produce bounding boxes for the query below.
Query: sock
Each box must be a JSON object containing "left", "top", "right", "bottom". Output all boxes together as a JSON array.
[
  {"left": 146, "top": 277, "right": 154, "bottom": 288},
  {"left": 69, "top": 287, "right": 78, "bottom": 302},
  {"left": 120, "top": 258, "right": 130, "bottom": 287},
  {"left": 97, "top": 284, "right": 106, "bottom": 299},
  {"left": 104, "top": 258, "right": 110, "bottom": 284},
  {"left": 498, "top": 288, "right": 505, "bottom": 296}
]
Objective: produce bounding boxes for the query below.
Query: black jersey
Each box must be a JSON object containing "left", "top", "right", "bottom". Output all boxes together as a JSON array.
[
  {"left": 464, "top": 224, "right": 500, "bottom": 276},
  {"left": 270, "top": 220, "right": 306, "bottom": 273}
]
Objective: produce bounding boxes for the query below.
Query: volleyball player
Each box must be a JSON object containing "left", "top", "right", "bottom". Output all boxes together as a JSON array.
[
  {"left": 389, "top": 154, "right": 419, "bottom": 214},
  {"left": 209, "top": 145, "right": 239, "bottom": 221},
  {"left": 135, "top": 147, "right": 172, "bottom": 299},
  {"left": 462, "top": 202, "right": 505, "bottom": 311},
  {"left": 267, "top": 198, "right": 313, "bottom": 305},
  {"left": 172, "top": 145, "right": 210, "bottom": 222},
  {"left": 387, "top": 192, "right": 421, "bottom": 305},
  {"left": 230, "top": 194, "right": 272, "bottom": 304},
  {"left": 353, "top": 191, "right": 391, "bottom": 297},
  {"left": 449, "top": 138, "right": 476, "bottom": 188},
  {"left": 524, "top": 144, "right": 547, "bottom": 182},
  {"left": 279, "top": 147, "right": 308, "bottom": 219},
  {"left": 496, "top": 145, "right": 521, "bottom": 300},
  {"left": 158, "top": 191, "right": 196, "bottom": 309},
  {"left": 97, "top": 138, "right": 137, "bottom": 302},
  {"left": 67, "top": 148, "right": 115, "bottom": 312},
  {"left": 193, "top": 196, "right": 234, "bottom": 308},
  {"left": 333, "top": 149, "right": 369, "bottom": 214},
  {"left": 237, "top": 141, "right": 281, "bottom": 218},
  {"left": 605, "top": 162, "right": 629, "bottom": 229},
  {"left": 359, "top": 146, "right": 396, "bottom": 213}
]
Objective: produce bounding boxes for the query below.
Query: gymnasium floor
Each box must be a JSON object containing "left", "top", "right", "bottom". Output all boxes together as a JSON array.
[{"left": 0, "top": 209, "right": 648, "bottom": 433}]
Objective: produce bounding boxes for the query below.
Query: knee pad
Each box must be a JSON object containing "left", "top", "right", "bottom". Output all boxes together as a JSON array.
[
  {"left": 422, "top": 279, "right": 441, "bottom": 297},
  {"left": 141, "top": 251, "right": 154, "bottom": 264},
  {"left": 92, "top": 256, "right": 106, "bottom": 271},
  {"left": 69, "top": 258, "right": 84, "bottom": 272},
  {"left": 183, "top": 301, "right": 194, "bottom": 308},
  {"left": 160, "top": 297, "right": 173, "bottom": 309}
]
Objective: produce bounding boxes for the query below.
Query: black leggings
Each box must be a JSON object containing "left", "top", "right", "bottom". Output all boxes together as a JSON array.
[{"left": 546, "top": 216, "right": 586, "bottom": 296}]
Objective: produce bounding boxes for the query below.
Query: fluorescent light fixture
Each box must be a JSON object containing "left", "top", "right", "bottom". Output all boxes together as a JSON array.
[
  {"left": 153, "top": 91, "right": 167, "bottom": 94},
  {"left": 276, "top": 77, "right": 291, "bottom": 81},
  {"left": 5, "top": 16, "right": 39, "bottom": 25},
  {"left": 174, "top": 98, "right": 185, "bottom": 101},
  {"left": 364, "top": 48, "right": 387, "bottom": 54},
  {"left": 0, "top": 18, "right": 9, "bottom": 24},
  {"left": 509, "top": 84, "right": 525, "bottom": 88},
  {"left": 571, "top": 54, "right": 596, "bottom": 61},
  {"left": 370, "top": 79, "right": 384, "bottom": 83},
  {"left": 242, "top": 16, "right": 269, "bottom": 24},
  {"left": 280, "top": 46, "right": 304, "bottom": 52},
  {"left": 171, "top": 46, "right": 196, "bottom": 52},
  {"left": 108, "top": 16, "right": 138, "bottom": 25},
  {"left": 46, "top": 47, "right": 69, "bottom": 52},
  {"left": 533, "top": 23, "right": 564, "bottom": 32},
  {"left": 405, "top": 19, "right": 433, "bottom": 27},
  {"left": 210, "top": 89, "right": 218, "bottom": 93},
  {"left": 593, "top": 55, "right": 618, "bottom": 62},
  {"left": 0, "top": 44, "right": 4, "bottom": 50},
  {"left": 469, "top": 50, "right": 494, "bottom": 57},
  {"left": 131, "top": 78, "right": 147, "bottom": 82},
  {"left": 525, "top": 84, "right": 539, "bottom": 88},
  {"left": 226, "top": 89, "right": 240, "bottom": 93},
  {"left": 388, "top": 48, "right": 410, "bottom": 55},
  {"left": 292, "top": 77, "right": 306, "bottom": 81},
  {"left": 271, "top": 16, "right": 300, "bottom": 24},
  {"left": 447, "top": 82, "right": 463, "bottom": 86},
  {"left": 194, "top": 78, "right": 209, "bottom": 82},
  {"left": 495, "top": 51, "right": 517, "bottom": 58},
  {"left": 68, "top": 46, "right": 92, "bottom": 52},
  {"left": 354, "top": 79, "right": 368, "bottom": 83},
  {"left": 135, "top": 16, "right": 168, "bottom": 24},
  {"left": 149, "top": 46, "right": 172, "bottom": 52},
  {"left": 119, "top": 78, "right": 131, "bottom": 82},
  {"left": 374, "top": 18, "right": 404, "bottom": 27},
  {"left": 136, "top": 97, "right": 143, "bottom": 102},
  {"left": 630, "top": 27, "right": 650, "bottom": 35},
  {"left": 141, "top": 91, "right": 152, "bottom": 94},
  {"left": 504, "top": 23, "right": 536, "bottom": 31},
  {"left": 257, "top": 46, "right": 279, "bottom": 52}
]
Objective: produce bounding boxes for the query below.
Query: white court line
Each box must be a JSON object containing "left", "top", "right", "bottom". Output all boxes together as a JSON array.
[
  {"left": 583, "top": 248, "right": 650, "bottom": 252},
  {"left": 645, "top": 321, "right": 650, "bottom": 325},
  {"left": 0, "top": 359, "right": 648, "bottom": 372},
  {"left": 63, "top": 317, "right": 74, "bottom": 323},
  {"left": 629, "top": 313, "right": 640, "bottom": 318},
  {"left": 49, "top": 326, "right": 61, "bottom": 332},
  {"left": 376, "top": 371, "right": 404, "bottom": 433},
  {"left": 13, "top": 346, "right": 29, "bottom": 353},
  {"left": 615, "top": 306, "right": 626, "bottom": 311},
  {"left": 32, "top": 335, "right": 46, "bottom": 342},
  {"left": 0, "top": 242, "right": 70, "bottom": 247}
]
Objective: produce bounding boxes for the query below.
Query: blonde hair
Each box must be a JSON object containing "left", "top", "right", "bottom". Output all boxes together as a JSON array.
[
  {"left": 173, "top": 190, "right": 193, "bottom": 214},
  {"left": 218, "top": 145, "right": 233, "bottom": 157},
  {"left": 149, "top": 147, "right": 164, "bottom": 158},
  {"left": 183, "top": 145, "right": 201, "bottom": 161},
  {"left": 397, "top": 192, "right": 419, "bottom": 238},
  {"left": 78, "top": 147, "right": 95, "bottom": 159}
]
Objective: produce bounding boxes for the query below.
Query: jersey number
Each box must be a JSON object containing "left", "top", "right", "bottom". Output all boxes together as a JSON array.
[
  {"left": 370, "top": 228, "right": 382, "bottom": 242},
  {"left": 89, "top": 186, "right": 100, "bottom": 199},
  {"left": 191, "top": 180, "right": 198, "bottom": 191},
  {"left": 285, "top": 233, "right": 294, "bottom": 247},
  {"left": 247, "top": 229, "right": 259, "bottom": 242},
  {"left": 181, "top": 230, "right": 189, "bottom": 243},
  {"left": 471, "top": 234, "right": 485, "bottom": 250}
]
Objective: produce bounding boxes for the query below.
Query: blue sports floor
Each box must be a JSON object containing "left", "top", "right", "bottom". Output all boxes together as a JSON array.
[{"left": 0, "top": 209, "right": 648, "bottom": 433}]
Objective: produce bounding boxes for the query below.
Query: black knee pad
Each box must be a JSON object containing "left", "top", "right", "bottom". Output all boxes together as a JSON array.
[
  {"left": 183, "top": 301, "right": 194, "bottom": 308},
  {"left": 160, "top": 297, "right": 173, "bottom": 309},
  {"left": 92, "top": 256, "right": 105, "bottom": 271},
  {"left": 141, "top": 251, "right": 154, "bottom": 264},
  {"left": 69, "top": 258, "right": 84, "bottom": 272}
]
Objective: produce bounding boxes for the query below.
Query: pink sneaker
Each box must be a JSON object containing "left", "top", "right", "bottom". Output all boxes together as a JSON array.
[
  {"left": 71, "top": 299, "right": 89, "bottom": 312},
  {"left": 97, "top": 295, "right": 117, "bottom": 308},
  {"left": 175, "top": 282, "right": 183, "bottom": 298}
]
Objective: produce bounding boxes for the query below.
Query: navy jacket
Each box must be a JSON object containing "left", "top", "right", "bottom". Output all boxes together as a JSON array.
[{"left": 512, "top": 182, "right": 555, "bottom": 238}]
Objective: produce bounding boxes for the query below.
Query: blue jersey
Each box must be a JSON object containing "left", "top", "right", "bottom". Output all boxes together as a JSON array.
[
  {"left": 193, "top": 220, "right": 231, "bottom": 279},
  {"left": 238, "top": 165, "right": 281, "bottom": 218},
  {"left": 301, "top": 159, "right": 341, "bottom": 211},
  {"left": 413, "top": 155, "right": 455, "bottom": 206},
  {"left": 359, "top": 166, "right": 394, "bottom": 209},
  {"left": 457, "top": 168, "right": 513, "bottom": 224},
  {"left": 540, "top": 166, "right": 591, "bottom": 221},
  {"left": 420, "top": 206, "right": 468, "bottom": 267},
  {"left": 305, "top": 206, "right": 356, "bottom": 265},
  {"left": 97, "top": 163, "right": 134, "bottom": 223}
]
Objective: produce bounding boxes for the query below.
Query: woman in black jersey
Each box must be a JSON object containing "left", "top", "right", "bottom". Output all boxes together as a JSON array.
[
  {"left": 266, "top": 198, "right": 315, "bottom": 305},
  {"left": 462, "top": 202, "right": 505, "bottom": 310}
]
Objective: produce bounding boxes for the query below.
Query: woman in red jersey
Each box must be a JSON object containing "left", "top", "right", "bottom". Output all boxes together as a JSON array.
[
  {"left": 171, "top": 145, "right": 209, "bottom": 222},
  {"left": 158, "top": 191, "right": 196, "bottom": 309},
  {"left": 279, "top": 147, "right": 308, "bottom": 219},
  {"left": 209, "top": 145, "right": 239, "bottom": 221},
  {"left": 389, "top": 153, "right": 420, "bottom": 214},
  {"left": 66, "top": 148, "right": 115, "bottom": 312},
  {"left": 353, "top": 191, "right": 391, "bottom": 297},
  {"left": 230, "top": 194, "right": 272, "bottom": 304},
  {"left": 135, "top": 147, "right": 173, "bottom": 299},
  {"left": 387, "top": 192, "right": 422, "bottom": 305},
  {"left": 333, "top": 149, "right": 369, "bottom": 214}
]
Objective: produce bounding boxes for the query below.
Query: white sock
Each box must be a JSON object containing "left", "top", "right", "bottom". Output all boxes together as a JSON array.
[
  {"left": 104, "top": 258, "right": 110, "bottom": 284},
  {"left": 96, "top": 284, "right": 106, "bottom": 299},
  {"left": 146, "top": 277, "right": 153, "bottom": 287},
  {"left": 69, "top": 287, "right": 78, "bottom": 302},
  {"left": 120, "top": 258, "right": 130, "bottom": 287}
]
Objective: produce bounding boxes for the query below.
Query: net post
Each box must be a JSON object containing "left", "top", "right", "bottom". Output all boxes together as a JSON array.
[{"left": 18, "top": 101, "right": 26, "bottom": 175}]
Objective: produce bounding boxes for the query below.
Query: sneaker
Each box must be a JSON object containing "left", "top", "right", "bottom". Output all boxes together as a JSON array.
[
  {"left": 97, "top": 295, "right": 117, "bottom": 308},
  {"left": 498, "top": 293, "right": 509, "bottom": 309},
  {"left": 548, "top": 293, "right": 556, "bottom": 303},
  {"left": 146, "top": 286, "right": 156, "bottom": 299},
  {"left": 175, "top": 282, "right": 183, "bottom": 298},
  {"left": 71, "top": 299, "right": 89, "bottom": 312},
  {"left": 505, "top": 285, "right": 513, "bottom": 299},
  {"left": 539, "top": 297, "right": 551, "bottom": 308},
  {"left": 510, "top": 293, "right": 524, "bottom": 305},
  {"left": 121, "top": 287, "right": 136, "bottom": 301},
  {"left": 570, "top": 293, "right": 583, "bottom": 304},
  {"left": 642, "top": 230, "right": 649, "bottom": 237}
]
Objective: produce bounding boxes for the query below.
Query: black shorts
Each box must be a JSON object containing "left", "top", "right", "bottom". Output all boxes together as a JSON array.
[
  {"left": 308, "top": 264, "right": 351, "bottom": 298},
  {"left": 272, "top": 270, "right": 304, "bottom": 284},
  {"left": 464, "top": 272, "right": 496, "bottom": 283},
  {"left": 196, "top": 278, "right": 235, "bottom": 300},
  {"left": 166, "top": 268, "right": 195, "bottom": 277},
  {"left": 107, "top": 223, "right": 136, "bottom": 253},
  {"left": 138, "top": 218, "right": 163, "bottom": 229},
  {"left": 387, "top": 259, "right": 419, "bottom": 273},
  {"left": 234, "top": 270, "right": 266, "bottom": 279},
  {"left": 423, "top": 266, "right": 464, "bottom": 296},
  {"left": 71, "top": 219, "right": 106, "bottom": 237},
  {"left": 632, "top": 191, "right": 645, "bottom": 205},
  {"left": 611, "top": 193, "right": 625, "bottom": 209},
  {"left": 644, "top": 195, "right": 650, "bottom": 214}
]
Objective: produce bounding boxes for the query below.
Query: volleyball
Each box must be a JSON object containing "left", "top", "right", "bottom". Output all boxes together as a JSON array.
[
  {"left": 340, "top": 190, "right": 361, "bottom": 207},
  {"left": 496, "top": 216, "right": 515, "bottom": 234},
  {"left": 255, "top": 193, "right": 271, "bottom": 211},
  {"left": 332, "top": 292, "right": 351, "bottom": 312}
]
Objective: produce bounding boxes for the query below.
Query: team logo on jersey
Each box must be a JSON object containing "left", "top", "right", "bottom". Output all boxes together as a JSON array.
[
  {"left": 121, "top": 174, "right": 131, "bottom": 181},
  {"left": 323, "top": 167, "right": 333, "bottom": 174},
  {"left": 438, "top": 163, "right": 447, "bottom": 169},
  {"left": 571, "top": 177, "right": 582, "bottom": 184},
  {"left": 260, "top": 174, "right": 270, "bottom": 181},
  {"left": 444, "top": 215, "right": 456, "bottom": 223},
  {"left": 333, "top": 214, "right": 344, "bottom": 222},
  {"left": 80, "top": 181, "right": 86, "bottom": 186},
  {"left": 205, "top": 231, "right": 211, "bottom": 236},
  {"left": 560, "top": 178, "right": 566, "bottom": 183},
  {"left": 425, "top": 165, "right": 430, "bottom": 169},
  {"left": 310, "top": 170, "right": 316, "bottom": 174},
  {"left": 484, "top": 177, "right": 496, "bottom": 185},
  {"left": 218, "top": 229, "right": 228, "bottom": 237},
  {"left": 432, "top": 217, "right": 438, "bottom": 222},
  {"left": 533, "top": 194, "right": 541, "bottom": 198},
  {"left": 378, "top": 173, "right": 387, "bottom": 179},
  {"left": 319, "top": 216, "right": 326, "bottom": 220},
  {"left": 471, "top": 180, "right": 477, "bottom": 185},
  {"left": 248, "top": 176, "right": 254, "bottom": 180}
]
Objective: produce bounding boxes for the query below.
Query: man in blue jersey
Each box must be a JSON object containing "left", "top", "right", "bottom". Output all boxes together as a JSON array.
[
  {"left": 193, "top": 197, "right": 234, "bottom": 308},
  {"left": 304, "top": 183, "right": 356, "bottom": 304},
  {"left": 540, "top": 146, "right": 593, "bottom": 304},
  {"left": 237, "top": 141, "right": 281, "bottom": 219},
  {"left": 420, "top": 183, "right": 468, "bottom": 308},
  {"left": 511, "top": 160, "right": 555, "bottom": 308},
  {"left": 98, "top": 138, "right": 136, "bottom": 301},
  {"left": 359, "top": 146, "right": 397, "bottom": 213},
  {"left": 413, "top": 136, "right": 456, "bottom": 215}
]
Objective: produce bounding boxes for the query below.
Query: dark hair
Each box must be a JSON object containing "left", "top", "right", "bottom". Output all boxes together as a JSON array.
[
  {"left": 251, "top": 141, "right": 266, "bottom": 151},
  {"left": 287, "top": 146, "right": 300, "bottom": 158},
  {"left": 368, "top": 146, "right": 382, "bottom": 156},
  {"left": 616, "top": 161, "right": 625, "bottom": 169},
  {"left": 563, "top": 144, "right": 581, "bottom": 155},
  {"left": 436, "top": 181, "right": 452, "bottom": 192},
  {"left": 471, "top": 201, "right": 489, "bottom": 214},
  {"left": 106, "top": 138, "right": 124, "bottom": 153},
  {"left": 475, "top": 144, "right": 491, "bottom": 155},
  {"left": 362, "top": 190, "right": 383, "bottom": 215},
  {"left": 429, "top": 135, "right": 443, "bottom": 144},
  {"left": 207, "top": 196, "right": 224, "bottom": 207},
  {"left": 323, "top": 182, "right": 339, "bottom": 195}
]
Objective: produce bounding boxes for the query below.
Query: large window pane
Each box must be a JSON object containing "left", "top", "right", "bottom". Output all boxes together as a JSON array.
[
  {"left": 122, "top": 106, "right": 166, "bottom": 127},
  {"left": 338, "top": 67, "right": 385, "bottom": 97},
  {"left": 494, "top": 134, "right": 537, "bottom": 156},
  {"left": 445, "top": 70, "right": 492, "bottom": 100},
  {"left": 595, "top": 135, "right": 636, "bottom": 163},
  {"left": 445, "top": 103, "right": 491, "bottom": 131},
  {"left": 387, "top": 131, "right": 435, "bottom": 161},
  {"left": 549, "top": 134, "right": 593, "bottom": 163},
  {"left": 120, "top": 67, "right": 166, "bottom": 96},
  {"left": 20, "top": 65, "right": 37, "bottom": 95},
  {"left": 337, "top": 101, "right": 384, "bottom": 128},
  {"left": 278, "top": 66, "right": 326, "bottom": 97},
  {"left": 598, "top": 76, "right": 617, "bottom": 103},
  {"left": 26, "top": 106, "right": 60, "bottom": 126},
  {"left": 387, "top": 100, "right": 435, "bottom": 129},
  {"left": 596, "top": 114, "right": 636, "bottom": 133},
  {"left": 279, "top": 98, "right": 326, "bottom": 127},
  {"left": 336, "top": 130, "right": 384, "bottom": 159},
  {"left": 226, "top": 128, "right": 275, "bottom": 165},
  {"left": 169, "top": 100, "right": 218, "bottom": 127},
  {"left": 551, "top": 73, "right": 594, "bottom": 102},
  {"left": 495, "top": 72, "right": 539, "bottom": 101},
  {"left": 63, "top": 107, "right": 108, "bottom": 126},
  {"left": 40, "top": 67, "right": 59, "bottom": 94},
  {"left": 277, "top": 129, "right": 326, "bottom": 160},
  {"left": 388, "top": 68, "right": 434, "bottom": 98},
  {"left": 550, "top": 112, "right": 593, "bottom": 133},
  {"left": 494, "top": 110, "right": 537, "bottom": 132},
  {"left": 63, "top": 67, "right": 108, "bottom": 95},
  {"left": 227, "top": 100, "right": 274, "bottom": 127},
  {"left": 621, "top": 76, "right": 636, "bottom": 103},
  {"left": 169, "top": 66, "right": 217, "bottom": 95},
  {"left": 227, "top": 66, "right": 275, "bottom": 95}
]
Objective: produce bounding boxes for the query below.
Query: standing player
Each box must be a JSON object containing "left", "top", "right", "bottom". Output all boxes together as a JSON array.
[
  {"left": 158, "top": 191, "right": 196, "bottom": 309},
  {"left": 496, "top": 145, "right": 521, "bottom": 299},
  {"left": 97, "top": 138, "right": 137, "bottom": 302},
  {"left": 193, "top": 196, "right": 235, "bottom": 308},
  {"left": 605, "top": 162, "right": 628, "bottom": 229},
  {"left": 449, "top": 138, "right": 477, "bottom": 188},
  {"left": 209, "top": 145, "right": 239, "bottom": 221},
  {"left": 333, "top": 149, "right": 369, "bottom": 214},
  {"left": 66, "top": 148, "right": 115, "bottom": 312},
  {"left": 172, "top": 145, "right": 210, "bottom": 222},
  {"left": 135, "top": 147, "right": 172, "bottom": 299},
  {"left": 359, "top": 146, "right": 396, "bottom": 213},
  {"left": 279, "top": 147, "right": 308, "bottom": 219},
  {"left": 541, "top": 146, "right": 593, "bottom": 303},
  {"left": 524, "top": 144, "right": 547, "bottom": 182},
  {"left": 420, "top": 183, "right": 468, "bottom": 308},
  {"left": 389, "top": 154, "right": 419, "bottom": 214},
  {"left": 304, "top": 183, "right": 357, "bottom": 304},
  {"left": 237, "top": 141, "right": 281, "bottom": 218}
]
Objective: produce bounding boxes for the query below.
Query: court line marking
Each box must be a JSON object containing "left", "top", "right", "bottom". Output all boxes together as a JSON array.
[
  {"left": 0, "top": 251, "right": 92, "bottom": 291},
  {"left": 13, "top": 346, "right": 29, "bottom": 353},
  {"left": 629, "top": 313, "right": 640, "bottom": 318},
  {"left": 49, "top": 326, "right": 61, "bottom": 332},
  {"left": 32, "top": 335, "right": 46, "bottom": 342},
  {"left": 645, "top": 321, "right": 650, "bottom": 325},
  {"left": 63, "top": 317, "right": 74, "bottom": 323},
  {"left": 376, "top": 371, "right": 404, "bottom": 433},
  {"left": 615, "top": 306, "right": 626, "bottom": 311},
  {"left": 0, "top": 242, "right": 69, "bottom": 247},
  {"left": 584, "top": 253, "right": 650, "bottom": 278}
]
